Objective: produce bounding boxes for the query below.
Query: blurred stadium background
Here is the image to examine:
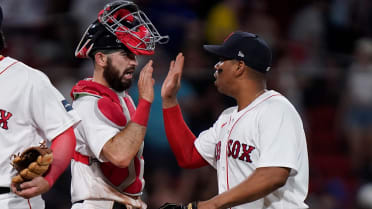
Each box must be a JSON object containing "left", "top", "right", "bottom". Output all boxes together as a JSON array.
[{"left": 1, "top": 0, "right": 372, "bottom": 208}]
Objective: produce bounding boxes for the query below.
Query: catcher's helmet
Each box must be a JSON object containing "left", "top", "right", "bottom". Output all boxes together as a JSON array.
[{"left": 75, "top": 0, "right": 168, "bottom": 58}]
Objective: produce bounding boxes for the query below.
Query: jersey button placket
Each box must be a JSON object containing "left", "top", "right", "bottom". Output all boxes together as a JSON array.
[{"left": 222, "top": 123, "right": 233, "bottom": 192}]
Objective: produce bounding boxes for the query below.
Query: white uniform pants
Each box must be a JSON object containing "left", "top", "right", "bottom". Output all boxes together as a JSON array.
[
  {"left": 71, "top": 199, "right": 126, "bottom": 209},
  {"left": 0, "top": 192, "right": 45, "bottom": 209}
]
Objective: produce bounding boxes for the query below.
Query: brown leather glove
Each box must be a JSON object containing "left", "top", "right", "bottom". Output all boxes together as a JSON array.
[{"left": 11, "top": 142, "right": 53, "bottom": 185}]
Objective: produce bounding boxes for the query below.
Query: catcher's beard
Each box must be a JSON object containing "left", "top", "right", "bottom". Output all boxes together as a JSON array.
[{"left": 103, "top": 57, "right": 133, "bottom": 92}]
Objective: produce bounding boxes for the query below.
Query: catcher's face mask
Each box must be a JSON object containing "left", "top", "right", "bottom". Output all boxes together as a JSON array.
[{"left": 75, "top": 0, "right": 169, "bottom": 58}]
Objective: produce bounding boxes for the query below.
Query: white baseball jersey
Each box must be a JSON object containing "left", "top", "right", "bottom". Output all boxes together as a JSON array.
[
  {"left": 195, "top": 90, "right": 309, "bottom": 209},
  {"left": 0, "top": 56, "right": 80, "bottom": 209},
  {"left": 70, "top": 86, "right": 144, "bottom": 208}
]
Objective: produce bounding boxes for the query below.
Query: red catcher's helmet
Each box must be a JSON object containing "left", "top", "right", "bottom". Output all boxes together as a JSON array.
[{"left": 75, "top": 1, "right": 168, "bottom": 58}]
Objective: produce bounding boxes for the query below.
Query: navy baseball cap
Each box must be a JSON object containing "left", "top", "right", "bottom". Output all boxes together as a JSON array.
[{"left": 203, "top": 31, "right": 272, "bottom": 73}]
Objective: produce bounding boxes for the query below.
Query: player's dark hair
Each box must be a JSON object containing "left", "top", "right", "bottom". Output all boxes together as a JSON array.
[{"left": 90, "top": 48, "right": 131, "bottom": 64}]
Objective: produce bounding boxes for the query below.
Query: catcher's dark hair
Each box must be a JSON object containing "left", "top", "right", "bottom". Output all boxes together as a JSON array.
[{"left": 90, "top": 48, "right": 132, "bottom": 63}]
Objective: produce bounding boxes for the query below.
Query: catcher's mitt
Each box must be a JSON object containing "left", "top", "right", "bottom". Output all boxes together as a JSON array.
[
  {"left": 159, "top": 201, "right": 198, "bottom": 209},
  {"left": 11, "top": 141, "right": 53, "bottom": 185}
]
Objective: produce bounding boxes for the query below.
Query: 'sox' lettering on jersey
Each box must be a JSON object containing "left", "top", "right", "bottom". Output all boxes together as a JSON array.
[
  {"left": 0, "top": 109, "right": 13, "bottom": 130},
  {"left": 239, "top": 144, "right": 255, "bottom": 163},
  {"left": 231, "top": 141, "right": 241, "bottom": 158},
  {"left": 227, "top": 140, "right": 233, "bottom": 157},
  {"left": 227, "top": 139, "right": 255, "bottom": 163}
]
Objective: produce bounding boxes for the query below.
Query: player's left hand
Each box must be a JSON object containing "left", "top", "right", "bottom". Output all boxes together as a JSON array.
[
  {"left": 161, "top": 52, "right": 184, "bottom": 108},
  {"left": 11, "top": 176, "right": 50, "bottom": 199}
]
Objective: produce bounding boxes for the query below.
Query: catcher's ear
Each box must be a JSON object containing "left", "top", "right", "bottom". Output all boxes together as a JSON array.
[{"left": 94, "top": 52, "right": 108, "bottom": 66}]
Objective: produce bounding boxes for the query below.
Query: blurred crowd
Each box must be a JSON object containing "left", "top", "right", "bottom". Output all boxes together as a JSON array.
[{"left": 1, "top": 0, "right": 372, "bottom": 208}]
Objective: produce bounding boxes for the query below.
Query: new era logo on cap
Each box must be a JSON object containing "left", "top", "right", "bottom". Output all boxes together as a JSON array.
[{"left": 238, "top": 51, "right": 245, "bottom": 58}]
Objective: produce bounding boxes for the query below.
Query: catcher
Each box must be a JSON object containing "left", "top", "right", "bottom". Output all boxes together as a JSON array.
[
  {"left": 0, "top": 5, "right": 80, "bottom": 209},
  {"left": 70, "top": 1, "right": 167, "bottom": 209}
]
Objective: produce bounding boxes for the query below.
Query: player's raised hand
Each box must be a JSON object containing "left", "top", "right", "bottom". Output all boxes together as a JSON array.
[
  {"left": 11, "top": 176, "right": 50, "bottom": 199},
  {"left": 161, "top": 53, "right": 184, "bottom": 108},
  {"left": 137, "top": 60, "right": 155, "bottom": 103}
]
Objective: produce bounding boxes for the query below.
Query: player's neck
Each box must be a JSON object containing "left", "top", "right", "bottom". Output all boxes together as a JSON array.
[
  {"left": 92, "top": 70, "right": 110, "bottom": 88},
  {"left": 236, "top": 86, "right": 267, "bottom": 111}
]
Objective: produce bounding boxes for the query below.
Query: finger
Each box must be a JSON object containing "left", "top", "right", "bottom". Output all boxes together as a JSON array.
[
  {"left": 13, "top": 185, "right": 39, "bottom": 199},
  {"left": 146, "top": 60, "right": 153, "bottom": 68},
  {"left": 175, "top": 74, "right": 181, "bottom": 85},
  {"left": 145, "top": 64, "right": 154, "bottom": 75},
  {"left": 143, "top": 60, "right": 153, "bottom": 72},
  {"left": 10, "top": 183, "right": 18, "bottom": 193},
  {"left": 169, "top": 60, "right": 175, "bottom": 72},
  {"left": 175, "top": 53, "right": 185, "bottom": 73},
  {"left": 176, "top": 52, "right": 183, "bottom": 60},
  {"left": 19, "top": 180, "right": 35, "bottom": 190},
  {"left": 140, "top": 60, "right": 153, "bottom": 79},
  {"left": 164, "top": 61, "right": 175, "bottom": 82},
  {"left": 12, "top": 183, "right": 23, "bottom": 192}
]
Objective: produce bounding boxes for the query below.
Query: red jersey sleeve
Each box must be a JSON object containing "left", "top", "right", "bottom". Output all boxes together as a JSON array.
[{"left": 163, "top": 105, "right": 208, "bottom": 169}]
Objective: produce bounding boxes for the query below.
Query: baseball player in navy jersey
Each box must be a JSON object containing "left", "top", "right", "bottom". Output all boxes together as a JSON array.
[
  {"left": 70, "top": 1, "right": 168, "bottom": 209},
  {"left": 0, "top": 6, "right": 80, "bottom": 209},
  {"left": 161, "top": 31, "right": 309, "bottom": 209}
]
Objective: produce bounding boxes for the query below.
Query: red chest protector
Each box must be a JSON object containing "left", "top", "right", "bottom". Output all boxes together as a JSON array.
[{"left": 71, "top": 80, "right": 145, "bottom": 196}]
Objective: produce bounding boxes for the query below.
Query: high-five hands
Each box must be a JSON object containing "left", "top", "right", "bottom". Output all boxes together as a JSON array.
[
  {"left": 138, "top": 60, "right": 155, "bottom": 103},
  {"left": 161, "top": 53, "right": 185, "bottom": 108}
]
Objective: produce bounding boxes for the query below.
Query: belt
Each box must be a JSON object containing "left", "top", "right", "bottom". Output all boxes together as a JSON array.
[
  {"left": 0, "top": 187, "right": 10, "bottom": 194},
  {"left": 73, "top": 151, "right": 91, "bottom": 165},
  {"left": 73, "top": 200, "right": 126, "bottom": 209},
  {"left": 73, "top": 151, "right": 98, "bottom": 165}
]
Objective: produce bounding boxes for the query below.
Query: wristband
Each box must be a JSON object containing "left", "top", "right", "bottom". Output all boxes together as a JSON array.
[{"left": 132, "top": 99, "right": 151, "bottom": 126}]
